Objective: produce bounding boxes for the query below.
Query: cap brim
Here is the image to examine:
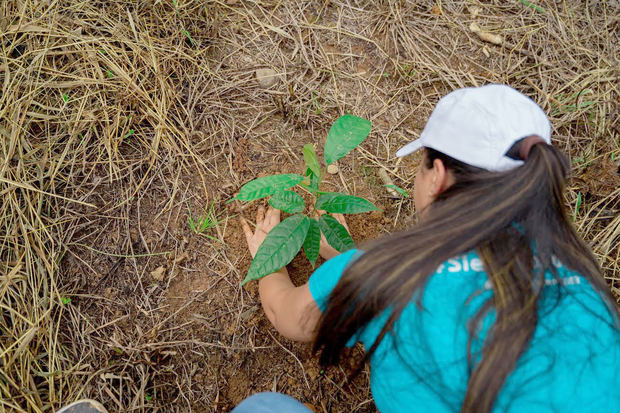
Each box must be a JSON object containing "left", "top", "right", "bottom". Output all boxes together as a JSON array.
[{"left": 395, "top": 139, "right": 424, "bottom": 157}]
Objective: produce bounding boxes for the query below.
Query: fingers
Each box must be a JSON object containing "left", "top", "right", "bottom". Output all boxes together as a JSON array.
[
  {"left": 260, "top": 206, "right": 279, "bottom": 229},
  {"left": 256, "top": 205, "right": 265, "bottom": 226},
  {"left": 333, "top": 213, "right": 349, "bottom": 229},
  {"left": 267, "top": 207, "right": 280, "bottom": 226},
  {"left": 315, "top": 210, "right": 349, "bottom": 230},
  {"left": 321, "top": 212, "right": 349, "bottom": 230},
  {"left": 240, "top": 216, "right": 253, "bottom": 242}
]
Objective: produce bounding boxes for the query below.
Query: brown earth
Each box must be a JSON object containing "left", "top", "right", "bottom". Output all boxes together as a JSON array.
[
  {"left": 2, "top": 1, "right": 619, "bottom": 412},
  {"left": 62, "top": 152, "right": 399, "bottom": 411},
  {"left": 53, "top": 1, "right": 620, "bottom": 409}
]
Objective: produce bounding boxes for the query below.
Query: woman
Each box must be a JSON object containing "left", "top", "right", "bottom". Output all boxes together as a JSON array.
[{"left": 237, "top": 85, "right": 620, "bottom": 412}]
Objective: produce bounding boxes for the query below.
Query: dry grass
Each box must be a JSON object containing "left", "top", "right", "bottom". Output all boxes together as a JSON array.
[{"left": 1, "top": 0, "right": 618, "bottom": 412}]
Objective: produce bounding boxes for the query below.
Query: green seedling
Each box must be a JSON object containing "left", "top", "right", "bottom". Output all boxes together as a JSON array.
[
  {"left": 62, "top": 93, "right": 70, "bottom": 103},
  {"left": 172, "top": 0, "right": 181, "bottom": 17},
  {"left": 231, "top": 115, "right": 379, "bottom": 285},
  {"left": 572, "top": 156, "right": 590, "bottom": 167},
  {"left": 572, "top": 191, "right": 582, "bottom": 222},
  {"left": 172, "top": 0, "right": 194, "bottom": 45},
  {"left": 61, "top": 297, "right": 71, "bottom": 305},
  {"left": 182, "top": 29, "right": 196, "bottom": 46},
  {"left": 399, "top": 63, "right": 417, "bottom": 77},
  {"left": 572, "top": 154, "right": 592, "bottom": 173},
  {"left": 124, "top": 129, "right": 135, "bottom": 139},
  {"left": 551, "top": 89, "right": 596, "bottom": 116},
  {"left": 519, "top": 0, "right": 545, "bottom": 13},
  {"left": 385, "top": 184, "right": 409, "bottom": 197},
  {"left": 188, "top": 200, "right": 221, "bottom": 242},
  {"left": 311, "top": 91, "right": 322, "bottom": 115},
  {"left": 105, "top": 69, "right": 114, "bottom": 79}
]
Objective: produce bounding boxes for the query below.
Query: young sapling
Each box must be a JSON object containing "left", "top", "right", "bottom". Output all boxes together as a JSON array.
[{"left": 231, "top": 115, "right": 379, "bottom": 285}]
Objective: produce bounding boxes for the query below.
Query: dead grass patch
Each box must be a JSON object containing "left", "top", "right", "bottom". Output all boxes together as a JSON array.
[{"left": 1, "top": 1, "right": 618, "bottom": 411}]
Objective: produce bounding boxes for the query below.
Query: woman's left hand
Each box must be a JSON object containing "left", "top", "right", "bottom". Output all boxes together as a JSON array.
[{"left": 240, "top": 206, "right": 280, "bottom": 258}]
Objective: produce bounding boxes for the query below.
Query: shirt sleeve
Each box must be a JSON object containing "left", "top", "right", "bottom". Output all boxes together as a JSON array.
[{"left": 308, "top": 249, "right": 360, "bottom": 312}]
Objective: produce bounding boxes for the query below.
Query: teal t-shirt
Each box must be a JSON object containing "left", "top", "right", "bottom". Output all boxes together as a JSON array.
[{"left": 309, "top": 249, "right": 620, "bottom": 413}]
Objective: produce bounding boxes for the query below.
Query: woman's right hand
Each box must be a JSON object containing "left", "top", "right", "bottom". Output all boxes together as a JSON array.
[{"left": 317, "top": 212, "right": 351, "bottom": 260}]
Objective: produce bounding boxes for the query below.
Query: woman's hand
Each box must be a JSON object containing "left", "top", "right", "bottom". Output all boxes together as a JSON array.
[
  {"left": 240, "top": 206, "right": 320, "bottom": 342},
  {"left": 240, "top": 206, "right": 280, "bottom": 258},
  {"left": 317, "top": 212, "right": 351, "bottom": 260}
]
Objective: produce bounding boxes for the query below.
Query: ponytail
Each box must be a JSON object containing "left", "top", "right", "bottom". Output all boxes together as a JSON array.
[{"left": 313, "top": 142, "right": 618, "bottom": 413}]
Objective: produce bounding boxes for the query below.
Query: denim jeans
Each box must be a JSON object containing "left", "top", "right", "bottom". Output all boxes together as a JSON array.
[{"left": 231, "top": 392, "right": 312, "bottom": 413}]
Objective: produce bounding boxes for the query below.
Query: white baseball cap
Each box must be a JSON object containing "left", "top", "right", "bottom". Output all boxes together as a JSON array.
[{"left": 395, "top": 84, "right": 551, "bottom": 172}]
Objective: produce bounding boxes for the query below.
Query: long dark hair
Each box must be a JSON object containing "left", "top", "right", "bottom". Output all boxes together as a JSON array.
[{"left": 313, "top": 143, "right": 619, "bottom": 413}]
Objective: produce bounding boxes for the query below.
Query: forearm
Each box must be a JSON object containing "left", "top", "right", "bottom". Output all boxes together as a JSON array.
[
  {"left": 258, "top": 268, "right": 295, "bottom": 332},
  {"left": 257, "top": 268, "right": 319, "bottom": 342},
  {"left": 258, "top": 267, "right": 294, "bottom": 322},
  {"left": 242, "top": 206, "right": 321, "bottom": 341}
]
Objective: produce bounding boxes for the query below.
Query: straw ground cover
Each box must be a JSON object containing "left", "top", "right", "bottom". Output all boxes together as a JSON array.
[{"left": 1, "top": 0, "right": 618, "bottom": 411}]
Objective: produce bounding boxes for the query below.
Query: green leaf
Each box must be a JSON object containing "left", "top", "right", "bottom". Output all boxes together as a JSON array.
[
  {"left": 268, "top": 190, "right": 305, "bottom": 213},
  {"left": 299, "top": 168, "right": 320, "bottom": 193},
  {"left": 234, "top": 174, "right": 305, "bottom": 202},
  {"left": 182, "top": 29, "right": 196, "bottom": 46},
  {"left": 319, "top": 215, "right": 354, "bottom": 252},
  {"left": 572, "top": 191, "right": 582, "bottom": 222},
  {"left": 385, "top": 184, "right": 409, "bottom": 197},
  {"left": 303, "top": 218, "right": 321, "bottom": 267},
  {"left": 324, "top": 115, "right": 372, "bottom": 165},
  {"left": 243, "top": 214, "right": 310, "bottom": 284},
  {"left": 519, "top": 0, "right": 545, "bottom": 13},
  {"left": 316, "top": 192, "right": 379, "bottom": 214},
  {"left": 305, "top": 168, "right": 320, "bottom": 192},
  {"left": 303, "top": 143, "right": 322, "bottom": 178}
]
